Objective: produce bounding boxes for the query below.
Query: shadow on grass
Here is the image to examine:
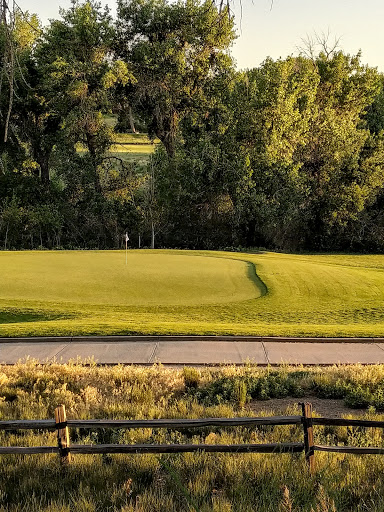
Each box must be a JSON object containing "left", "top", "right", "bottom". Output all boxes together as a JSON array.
[
  {"left": 246, "top": 261, "right": 268, "bottom": 297},
  {"left": 0, "top": 309, "right": 75, "bottom": 324}
]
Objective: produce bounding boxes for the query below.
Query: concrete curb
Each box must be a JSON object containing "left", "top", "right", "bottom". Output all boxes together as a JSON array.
[{"left": 0, "top": 335, "right": 383, "bottom": 344}]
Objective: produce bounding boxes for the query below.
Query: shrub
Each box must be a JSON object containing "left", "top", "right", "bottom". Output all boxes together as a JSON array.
[
  {"left": 182, "top": 367, "right": 201, "bottom": 389},
  {"left": 344, "top": 385, "right": 373, "bottom": 408},
  {"left": 232, "top": 380, "right": 247, "bottom": 408}
]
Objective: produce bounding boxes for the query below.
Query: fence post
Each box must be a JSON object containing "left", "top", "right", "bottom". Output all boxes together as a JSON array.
[
  {"left": 54, "top": 404, "right": 71, "bottom": 465},
  {"left": 301, "top": 402, "right": 315, "bottom": 474}
]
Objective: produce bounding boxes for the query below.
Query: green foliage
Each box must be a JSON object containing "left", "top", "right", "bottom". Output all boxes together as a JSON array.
[
  {"left": 191, "top": 371, "right": 304, "bottom": 406},
  {"left": 312, "top": 376, "right": 346, "bottom": 400},
  {"left": 2, "top": 1, "right": 384, "bottom": 252},
  {"left": 149, "top": 49, "right": 384, "bottom": 251},
  {"left": 230, "top": 52, "right": 384, "bottom": 250},
  {"left": 232, "top": 380, "right": 247, "bottom": 408},
  {"left": 34, "top": 1, "right": 126, "bottom": 189},
  {"left": 365, "top": 75, "right": 384, "bottom": 134},
  {"left": 343, "top": 385, "right": 373, "bottom": 408},
  {"left": 311, "top": 366, "right": 384, "bottom": 410},
  {"left": 115, "top": 0, "right": 235, "bottom": 156}
]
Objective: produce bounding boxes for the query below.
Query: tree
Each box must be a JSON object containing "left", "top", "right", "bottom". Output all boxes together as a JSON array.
[
  {"left": 151, "top": 70, "right": 248, "bottom": 248},
  {"left": 0, "top": 8, "right": 40, "bottom": 174},
  {"left": 115, "top": 0, "right": 235, "bottom": 157},
  {"left": 365, "top": 74, "right": 384, "bottom": 135},
  {"left": 34, "top": 1, "right": 133, "bottom": 188},
  {"left": 230, "top": 52, "right": 384, "bottom": 250}
]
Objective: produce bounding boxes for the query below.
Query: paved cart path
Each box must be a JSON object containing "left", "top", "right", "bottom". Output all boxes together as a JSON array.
[{"left": 2, "top": 336, "right": 384, "bottom": 365}]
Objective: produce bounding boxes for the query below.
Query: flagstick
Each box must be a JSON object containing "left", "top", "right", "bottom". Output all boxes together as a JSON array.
[{"left": 125, "top": 237, "right": 127, "bottom": 265}]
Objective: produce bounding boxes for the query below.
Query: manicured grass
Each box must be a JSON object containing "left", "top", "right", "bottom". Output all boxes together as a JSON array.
[
  {"left": 108, "top": 133, "right": 158, "bottom": 162},
  {"left": 107, "top": 143, "right": 157, "bottom": 164},
  {"left": 1, "top": 250, "right": 384, "bottom": 337},
  {"left": 0, "top": 251, "right": 260, "bottom": 306},
  {"left": 112, "top": 132, "right": 160, "bottom": 145}
]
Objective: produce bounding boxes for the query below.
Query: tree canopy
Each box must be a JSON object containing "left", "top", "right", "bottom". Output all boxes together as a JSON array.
[{"left": 1, "top": 0, "right": 384, "bottom": 252}]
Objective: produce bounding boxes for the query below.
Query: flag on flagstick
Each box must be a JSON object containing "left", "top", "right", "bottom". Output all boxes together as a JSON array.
[{"left": 125, "top": 232, "right": 129, "bottom": 265}]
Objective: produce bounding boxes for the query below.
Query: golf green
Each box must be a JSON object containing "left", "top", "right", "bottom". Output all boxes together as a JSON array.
[
  {"left": 0, "top": 251, "right": 261, "bottom": 306},
  {"left": 1, "top": 250, "right": 384, "bottom": 337}
]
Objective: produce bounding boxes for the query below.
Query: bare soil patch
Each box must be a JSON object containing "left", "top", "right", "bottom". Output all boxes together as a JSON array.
[{"left": 249, "top": 396, "right": 367, "bottom": 418}]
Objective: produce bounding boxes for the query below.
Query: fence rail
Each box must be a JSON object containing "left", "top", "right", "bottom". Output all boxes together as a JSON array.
[
  {"left": 2, "top": 403, "right": 384, "bottom": 473},
  {"left": 0, "top": 415, "right": 303, "bottom": 430},
  {"left": 0, "top": 443, "right": 305, "bottom": 455}
]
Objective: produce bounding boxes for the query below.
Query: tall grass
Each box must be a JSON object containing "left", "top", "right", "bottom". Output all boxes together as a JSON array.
[{"left": 1, "top": 362, "right": 384, "bottom": 510}]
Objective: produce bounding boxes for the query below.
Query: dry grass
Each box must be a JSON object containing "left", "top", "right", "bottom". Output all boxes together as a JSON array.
[{"left": 1, "top": 363, "right": 384, "bottom": 510}]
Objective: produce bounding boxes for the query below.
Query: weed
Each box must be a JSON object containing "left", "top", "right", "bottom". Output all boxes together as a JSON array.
[{"left": 183, "top": 368, "right": 201, "bottom": 389}]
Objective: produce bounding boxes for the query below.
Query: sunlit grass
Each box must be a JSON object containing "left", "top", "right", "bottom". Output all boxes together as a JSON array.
[
  {"left": 112, "top": 133, "right": 160, "bottom": 145},
  {"left": 2, "top": 250, "right": 384, "bottom": 337},
  {"left": 2, "top": 362, "right": 384, "bottom": 511},
  {"left": 109, "top": 144, "right": 155, "bottom": 154},
  {"left": 108, "top": 132, "right": 159, "bottom": 161},
  {"left": 106, "top": 143, "right": 156, "bottom": 163},
  {"left": 77, "top": 131, "right": 159, "bottom": 163}
]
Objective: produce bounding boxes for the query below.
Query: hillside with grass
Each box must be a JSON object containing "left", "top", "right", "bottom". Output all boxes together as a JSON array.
[{"left": 1, "top": 250, "right": 384, "bottom": 338}]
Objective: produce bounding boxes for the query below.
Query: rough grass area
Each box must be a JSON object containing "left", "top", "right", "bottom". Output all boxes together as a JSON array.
[
  {"left": 2, "top": 250, "right": 384, "bottom": 337},
  {"left": 2, "top": 362, "right": 384, "bottom": 511}
]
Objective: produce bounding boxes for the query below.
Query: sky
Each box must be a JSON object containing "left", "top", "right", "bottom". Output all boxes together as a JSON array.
[{"left": 16, "top": 0, "right": 384, "bottom": 72}]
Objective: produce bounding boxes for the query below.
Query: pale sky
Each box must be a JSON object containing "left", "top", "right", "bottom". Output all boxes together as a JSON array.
[{"left": 17, "top": 0, "right": 384, "bottom": 71}]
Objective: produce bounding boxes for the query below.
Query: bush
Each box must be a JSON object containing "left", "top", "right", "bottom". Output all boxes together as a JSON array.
[
  {"left": 232, "top": 380, "right": 247, "bottom": 408},
  {"left": 344, "top": 385, "right": 373, "bottom": 408},
  {"left": 182, "top": 367, "right": 201, "bottom": 389}
]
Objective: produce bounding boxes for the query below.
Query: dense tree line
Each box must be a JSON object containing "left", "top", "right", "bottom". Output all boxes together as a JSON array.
[{"left": 1, "top": 0, "right": 384, "bottom": 251}]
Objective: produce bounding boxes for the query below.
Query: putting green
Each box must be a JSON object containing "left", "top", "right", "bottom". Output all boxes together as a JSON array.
[
  {"left": 2, "top": 250, "right": 384, "bottom": 337},
  {"left": 0, "top": 251, "right": 261, "bottom": 306}
]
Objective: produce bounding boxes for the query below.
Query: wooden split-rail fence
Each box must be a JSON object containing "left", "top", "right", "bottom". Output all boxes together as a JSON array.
[{"left": 1, "top": 403, "right": 384, "bottom": 474}]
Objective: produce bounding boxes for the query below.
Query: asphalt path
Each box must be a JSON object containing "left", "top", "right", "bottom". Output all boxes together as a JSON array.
[{"left": 2, "top": 336, "right": 384, "bottom": 365}]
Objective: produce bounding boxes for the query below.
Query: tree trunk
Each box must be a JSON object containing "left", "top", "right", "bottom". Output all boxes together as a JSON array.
[
  {"left": 4, "top": 224, "right": 8, "bottom": 250},
  {"left": 86, "top": 133, "right": 102, "bottom": 193},
  {"left": 3, "top": 22, "right": 14, "bottom": 143},
  {"left": 151, "top": 222, "right": 155, "bottom": 249},
  {"left": 129, "top": 106, "right": 136, "bottom": 133},
  {"left": 38, "top": 154, "right": 50, "bottom": 184},
  {"left": 34, "top": 141, "right": 53, "bottom": 184},
  {"left": 157, "top": 131, "right": 175, "bottom": 158}
]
